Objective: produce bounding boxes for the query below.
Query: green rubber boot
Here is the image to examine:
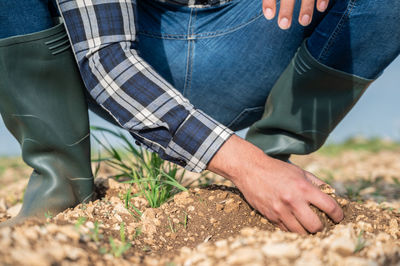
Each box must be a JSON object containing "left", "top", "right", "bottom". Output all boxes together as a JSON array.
[
  {"left": 0, "top": 23, "right": 94, "bottom": 227},
  {"left": 246, "top": 41, "right": 373, "bottom": 160}
]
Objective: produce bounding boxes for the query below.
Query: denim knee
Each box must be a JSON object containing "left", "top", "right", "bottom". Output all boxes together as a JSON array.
[{"left": 307, "top": 0, "right": 400, "bottom": 79}]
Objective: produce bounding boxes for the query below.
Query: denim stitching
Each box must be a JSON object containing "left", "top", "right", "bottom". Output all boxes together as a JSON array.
[
  {"left": 137, "top": 12, "right": 263, "bottom": 40},
  {"left": 317, "top": 0, "right": 357, "bottom": 61},
  {"left": 186, "top": 9, "right": 198, "bottom": 98},
  {"left": 183, "top": 8, "right": 195, "bottom": 96}
]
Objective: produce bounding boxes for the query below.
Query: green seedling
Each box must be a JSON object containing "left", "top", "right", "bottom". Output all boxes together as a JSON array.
[
  {"left": 90, "top": 221, "right": 102, "bottom": 243},
  {"left": 179, "top": 212, "right": 188, "bottom": 229},
  {"left": 92, "top": 126, "right": 190, "bottom": 208},
  {"left": 108, "top": 222, "right": 131, "bottom": 258},
  {"left": 392, "top": 177, "right": 400, "bottom": 189},
  {"left": 354, "top": 230, "right": 367, "bottom": 253},
  {"left": 134, "top": 227, "right": 142, "bottom": 239},
  {"left": 75, "top": 216, "right": 87, "bottom": 230},
  {"left": 44, "top": 211, "right": 53, "bottom": 220},
  {"left": 122, "top": 187, "right": 142, "bottom": 220},
  {"left": 167, "top": 217, "right": 176, "bottom": 233},
  {"left": 142, "top": 245, "right": 151, "bottom": 252}
]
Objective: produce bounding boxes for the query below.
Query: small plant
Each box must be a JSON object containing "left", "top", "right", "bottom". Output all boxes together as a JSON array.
[
  {"left": 167, "top": 217, "right": 176, "bottom": 233},
  {"left": 134, "top": 227, "right": 142, "bottom": 239},
  {"left": 354, "top": 230, "right": 367, "bottom": 253},
  {"left": 90, "top": 221, "right": 102, "bottom": 243},
  {"left": 92, "top": 126, "right": 188, "bottom": 208},
  {"left": 179, "top": 212, "right": 188, "bottom": 229},
  {"left": 108, "top": 222, "right": 131, "bottom": 258},
  {"left": 122, "top": 187, "right": 142, "bottom": 220},
  {"left": 392, "top": 177, "right": 400, "bottom": 189},
  {"left": 75, "top": 216, "right": 87, "bottom": 230},
  {"left": 44, "top": 211, "right": 53, "bottom": 220}
]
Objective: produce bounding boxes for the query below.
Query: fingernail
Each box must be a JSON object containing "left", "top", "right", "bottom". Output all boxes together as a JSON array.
[
  {"left": 318, "top": 0, "right": 327, "bottom": 11},
  {"left": 301, "top": 14, "right": 310, "bottom": 26},
  {"left": 264, "top": 8, "right": 274, "bottom": 20},
  {"left": 279, "top": 17, "right": 290, "bottom": 30}
]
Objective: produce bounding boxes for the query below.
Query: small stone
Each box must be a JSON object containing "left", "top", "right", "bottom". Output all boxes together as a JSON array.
[
  {"left": 226, "top": 247, "right": 263, "bottom": 264},
  {"left": 388, "top": 219, "right": 398, "bottom": 238},
  {"left": 262, "top": 243, "right": 300, "bottom": 259},
  {"left": 215, "top": 204, "right": 224, "bottom": 211},
  {"left": 337, "top": 198, "right": 349, "bottom": 207},
  {"left": 0, "top": 198, "right": 6, "bottom": 212},
  {"left": 330, "top": 237, "right": 355, "bottom": 256},
  {"left": 6, "top": 203, "right": 22, "bottom": 218},
  {"left": 224, "top": 200, "right": 240, "bottom": 213},
  {"left": 319, "top": 184, "right": 336, "bottom": 195},
  {"left": 174, "top": 191, "right": 193, "bottom": 206},
  {"left": 359, "top": 186, "right": 376, "bottom": 196},
  {"left": 218, "top": 192, "right": 228, "bottom": 199},
  {"left": 260, "top": 218, "right": 268, "bottom": 224},
  {"left": 85, "top": 221, "right": 95, "bottom": 229},
  {"left": 113, "top": 202, "right": 131, "bottom": 216}
]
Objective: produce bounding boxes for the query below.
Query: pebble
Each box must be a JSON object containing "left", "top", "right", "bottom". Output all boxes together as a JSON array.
[
  {"left": 6, "top": 203, "right": 22, "bottom": 218},
  {"left": 262, "top": 243, "right": 300, "bottom": 259},
  {"left": 226, "top": 247, "right": 264, "bottom": 265},
  {"left": 330, "top": 237, "right": 356, "bottom": 256},
  {"left": 388, "top": 219, "right": 398, "bottom": 238}
]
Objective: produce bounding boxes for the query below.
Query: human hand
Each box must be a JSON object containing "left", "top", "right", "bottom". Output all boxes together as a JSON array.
[
  {"left": 208, "top": 135, "right": 343, "bottom": 234},
  {"left": 263, "top": 0, "right": 329, "bottom": 29}
]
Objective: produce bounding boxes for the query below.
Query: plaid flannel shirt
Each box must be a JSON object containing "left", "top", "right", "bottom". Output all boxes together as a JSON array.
[{"left": 57, "top": 0, "right": 233, "bottom": 172}]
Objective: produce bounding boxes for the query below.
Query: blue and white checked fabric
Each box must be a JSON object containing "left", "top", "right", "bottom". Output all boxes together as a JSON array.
[{"left": 57, "top": 0, "right": 233, "bottom": 172}]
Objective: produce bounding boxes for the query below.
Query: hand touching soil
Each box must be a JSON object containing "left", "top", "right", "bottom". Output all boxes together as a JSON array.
[{"left": 208, "top": 134, "right": 344, "bottom": 234}]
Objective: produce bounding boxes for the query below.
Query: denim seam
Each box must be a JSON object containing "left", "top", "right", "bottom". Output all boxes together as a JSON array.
[
  {"left": 317, "top": 0, "right": 357, "bottom": 61},
  {"left": 187, "top": 9, "right": 198, "bottom": 97},
  {"left": 137, "top": 12, "right": 264, "bottom": 40},
  {"left": 183, "top": 8, "right": 195, "bottom": 96}
]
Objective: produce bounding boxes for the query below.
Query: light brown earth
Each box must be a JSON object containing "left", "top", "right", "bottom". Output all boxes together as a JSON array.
[{"left": 0, "top": 142, "right": 399, "bottom": 266}]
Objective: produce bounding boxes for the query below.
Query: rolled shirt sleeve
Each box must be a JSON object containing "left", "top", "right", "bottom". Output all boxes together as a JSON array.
[{"left": 57, "top": 0, "right": 233, "bottom": 172}]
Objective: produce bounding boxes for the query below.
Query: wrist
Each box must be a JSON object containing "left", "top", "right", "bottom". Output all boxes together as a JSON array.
[{"left": 207, "top": 134, "right": 270, "bottom": 184}]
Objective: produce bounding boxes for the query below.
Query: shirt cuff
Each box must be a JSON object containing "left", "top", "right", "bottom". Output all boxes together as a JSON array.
[{"left": 166, "top": 109, "right": 234, "bottom": 173}]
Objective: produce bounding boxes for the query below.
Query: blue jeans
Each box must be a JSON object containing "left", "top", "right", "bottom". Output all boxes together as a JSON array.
[
  {"left": 1, "top": 0, "right": 399, "bottom": 131},
  {"left": 0, "top": 0, "right": 57, "bottom": 38}
]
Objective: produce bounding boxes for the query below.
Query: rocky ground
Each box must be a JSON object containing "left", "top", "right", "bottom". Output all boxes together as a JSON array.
[{"left": 0, "top": 139, "right": 399, "bottom": 265}]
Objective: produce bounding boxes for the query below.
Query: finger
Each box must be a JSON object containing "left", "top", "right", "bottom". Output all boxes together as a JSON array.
[
  {"left": 308, "top": 188, "right": 344, "bottom": 223},
  {"left": 279, "top": 208, "right": 308, "bottom": 234},
  {"left": 275, "top": 221, "right": 288, "bottom": 232},
  {"left": 277, "top": 0, "right": 296, "bottom": 30},
  {"left": 298, "top": 0, "right": 315, "bottom": 26},
  {"left": 263, "top": 0, "right": 277, "bottom": 20},
  {"left": 316, "top": 0, "right": 329, "bottom": 12},
  {"left": 292, "top": 202, "right": 324, "bottom": 233},
  {"left": 304, "top": 171, "right": 326, "bottom": 187}
]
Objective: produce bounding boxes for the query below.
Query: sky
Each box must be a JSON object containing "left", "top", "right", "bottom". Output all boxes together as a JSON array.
[{"left": 1, "top": 56, "right": 399, "bottom": 156}]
